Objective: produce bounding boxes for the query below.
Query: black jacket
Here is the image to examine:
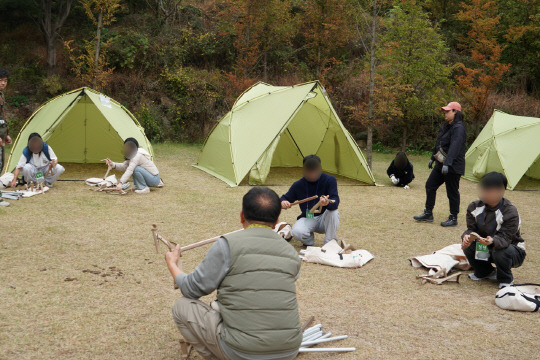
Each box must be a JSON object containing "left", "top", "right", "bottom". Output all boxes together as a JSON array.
[
  {"left": 462, "top": 198, "right": 524, "bottom": 250},
  {"left": 431, "top": 119, "right": 466, "bottom": 175},
  {"left": 386, "top": 161, "right": 415, "bottom": 186}
]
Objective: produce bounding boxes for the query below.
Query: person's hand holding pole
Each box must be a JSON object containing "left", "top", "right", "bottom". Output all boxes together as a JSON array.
[
  {"left": 319, "top": 195, "right": 330, "bottom": 207},
  {"left": 281, "top": 200, "right": 291, "bottom": 209},
  {"left": 165, "top": 244, "right": 183, "bottom": 280}
]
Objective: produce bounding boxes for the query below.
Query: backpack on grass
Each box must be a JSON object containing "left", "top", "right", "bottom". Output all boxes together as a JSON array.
[{"left": 495, "top": 284, "right": 540, "bottom": 312}]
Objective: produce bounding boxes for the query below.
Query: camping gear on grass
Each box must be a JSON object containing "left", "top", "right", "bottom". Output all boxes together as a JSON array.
[
  {"left": 463, "top": 110, "right": 540, "bottom": 190},
  {"left": 0, "top": 172, "right": 13, "bottom": 188},
  {"left": 274, "top": 222, "right": 292, "bottom": 240},
  {"left": 495, "top": 284, "right": 540, "bottom": 312},
  {"left": 299, "top": 321, "right": 356, "bottom": 353},
  {"left": 194, "top": 81, "right": 376, "bottom": 187},
  {"left": 299, "top": 239, "right": 374, "bottom": 268},
  {"left": 411, "top": 243, "right": 470, "bottom": 277},
  {"left": 5, "top": 87, "right": 153, "bottom": 173}
]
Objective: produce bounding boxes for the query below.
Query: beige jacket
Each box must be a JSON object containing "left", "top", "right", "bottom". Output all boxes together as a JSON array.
[{"left": 113, "top": 148, "right": 159, "bottom": 184}]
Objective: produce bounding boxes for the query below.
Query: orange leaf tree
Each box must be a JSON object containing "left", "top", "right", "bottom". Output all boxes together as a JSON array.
[{"left": 455, "top": 0, "right": 510, "bottom": 135}]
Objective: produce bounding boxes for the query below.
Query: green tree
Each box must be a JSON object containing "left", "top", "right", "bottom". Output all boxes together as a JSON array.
[{"left": 378, "top": 0, "right": 451, "bottom": 150}]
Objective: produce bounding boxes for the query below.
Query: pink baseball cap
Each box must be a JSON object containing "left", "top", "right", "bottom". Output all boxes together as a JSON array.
[{"left": 441, "top": 102, "right": 461, "bottom": 112}]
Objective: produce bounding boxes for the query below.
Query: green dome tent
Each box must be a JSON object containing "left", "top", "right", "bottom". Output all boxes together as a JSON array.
[
  {"left": 464, "top": 110, "right": 540, "bottom": 190},
  {"left": 5, "top": 87, "right": 153, "bottom": 173},
  {"left": 194, "top": 81, "right": 376, "bottom": 187}
]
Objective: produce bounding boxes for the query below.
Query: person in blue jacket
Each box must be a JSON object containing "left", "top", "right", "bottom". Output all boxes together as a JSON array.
[
  {"left": 280, "top": 155, "right": 340, "bottom": 246},
  {"left": 387, "top": 151, "right": 415, "bottom": 189}
]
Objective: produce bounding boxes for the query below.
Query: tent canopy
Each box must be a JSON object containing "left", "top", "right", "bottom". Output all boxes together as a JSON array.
[
  {"left": 194, "top": 81, "right": 376, "bottom": 187},
  {"left": 464, "top": 110, "right": 540, "bottom": 190},
  {"left": 5, "top": 87, "right": 153, "bottom": 173}
]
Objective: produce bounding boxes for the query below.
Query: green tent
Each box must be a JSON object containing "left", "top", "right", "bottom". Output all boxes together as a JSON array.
[
  {"left": 464, "top": 110, "right": 540, "bottom": 190},
  {"left": 5, "top": 87, "right": 153, "bottom": 173},
  {"left": 194, "top": 81, "right": 376, "bottom": 187}
]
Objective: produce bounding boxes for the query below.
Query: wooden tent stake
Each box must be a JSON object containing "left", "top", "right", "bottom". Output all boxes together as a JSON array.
[
  {"left": 151, "top": 225, "right": 243, "bottom": 290},
  {"left": 290, "top": 195, "right": 319, "bottom": 207}
]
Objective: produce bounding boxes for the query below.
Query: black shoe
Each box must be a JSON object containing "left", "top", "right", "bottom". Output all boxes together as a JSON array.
[
  {"left": 441, "top": 215, "right": 458, "bottom": 227},
  {"left": 413, "top": 209, "right": 434, "bottom": 222}
]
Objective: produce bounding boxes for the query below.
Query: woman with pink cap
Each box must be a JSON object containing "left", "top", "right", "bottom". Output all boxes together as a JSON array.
[{"left": 414, "top": 101, "right": 467, "bottom": 227}]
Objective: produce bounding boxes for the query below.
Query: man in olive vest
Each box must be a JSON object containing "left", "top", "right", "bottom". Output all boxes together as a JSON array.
[{"left": 164, "top": 187, "right": 302, "bottom": 360}]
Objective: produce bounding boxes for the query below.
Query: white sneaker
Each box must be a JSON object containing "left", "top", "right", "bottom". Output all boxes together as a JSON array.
[
  {"left": 468, "top": 270, "right": 497, "bottom": 281},
  {"left": 403, "top": 185, "right": 410, "bottom": 189},
  {"left": 157, "top": 179, "right": 164, "bottom": 188},
  {"left": 135, "top": 187, "right": 150, "bottom": 194},
  {"left": 499, "top": 282, "right": 513, "bottom": 289},
  {"left": 0, "top": 200, "right": 10, "bottom": 207}
]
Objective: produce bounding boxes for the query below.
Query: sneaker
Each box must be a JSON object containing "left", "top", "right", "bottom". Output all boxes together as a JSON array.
[
  {"left": 157, "top": 179, "right": 164, "bottom": 188},
  {"left": 468, "top": 270, "right": 497, "bottom": 281},
  {"left": 135, "top": 187, "right": 150, "bottom": 194},
  {"left": 441, "top": 215, "right": 458, "bottom": 227},
  {"left": 413, "top": 209, "right": 433, "bottom": 222},
  {"left": 403, "top": 185, "right": 410, "bottom": 189},
  {"left": 499, "top": 282, "right": 513, "bottom": 289},
  {"left": 0, "top": 200, "right": 10, "bottom": 207}
]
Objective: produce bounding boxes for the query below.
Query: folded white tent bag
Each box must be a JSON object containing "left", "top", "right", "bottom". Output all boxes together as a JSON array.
[
  {"left": 410, "top": 244, "right": 471, "bottom": 277},
  {"left": 301, "top": 240, "right": 374, "bottom": 268}
]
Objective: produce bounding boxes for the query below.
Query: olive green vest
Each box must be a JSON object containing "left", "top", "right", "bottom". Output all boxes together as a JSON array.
[{"left": 218, "top": 227, "right": 302, "bottom": 354}]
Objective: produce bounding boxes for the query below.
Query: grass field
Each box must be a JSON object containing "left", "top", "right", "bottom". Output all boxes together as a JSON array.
[{"left": 1, "top": 143, "right": 539, "bottom": 360}]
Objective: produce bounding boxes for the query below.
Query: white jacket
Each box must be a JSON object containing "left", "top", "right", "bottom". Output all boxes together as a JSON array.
[{"left": 113, "top": 148, "right": 159, "bottom": 184}]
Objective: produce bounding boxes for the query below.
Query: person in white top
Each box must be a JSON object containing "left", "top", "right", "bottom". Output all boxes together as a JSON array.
[
  {"left": 104, "top": 137, "right": 162, "bottom": 194},
  {"left": 10, "top": 133, "right": 65, "bottom": 188}
]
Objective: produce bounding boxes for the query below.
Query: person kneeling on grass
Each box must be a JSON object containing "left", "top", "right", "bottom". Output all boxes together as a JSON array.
[
  {"left": 280, "top": 155, "right": 340, "bottom": 246},
  {"left": 461, "top": 172, "right": 526, "bottom": 289},
  {"left": 387, "top": 151, "right": 415, "bottom": 189},
  {"left": 104, "top": 137, "right": 162, "bottom": 194},
  {"left": 165, "top": 187, "right": 302, "bottom": 360},
  {"left": 10, "top": 133, "right": 64, "bottom": 188}
]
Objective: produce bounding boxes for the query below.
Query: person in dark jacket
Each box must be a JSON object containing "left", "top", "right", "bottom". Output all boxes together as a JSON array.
[
  {"left": 414, "top": 102, "right": 467, "bottom": 227},
  {"left": 387, "top": 152, "right": 415, "bottom": 189},
  {"left": 461, "top": 172, "right": 526, "bottom": 288},
  {"left": 281, "top": 155, "right": 340, "bottom": 246}
]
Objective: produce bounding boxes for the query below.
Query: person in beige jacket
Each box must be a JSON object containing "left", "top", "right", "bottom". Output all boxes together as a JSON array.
[{"left": 105, "top": 137, "right": 162, "bottom": 194}]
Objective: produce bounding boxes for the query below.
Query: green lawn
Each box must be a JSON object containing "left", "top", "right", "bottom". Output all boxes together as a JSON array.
[{"left": 1, "top": 143, "right": 538, "bottom": 359}]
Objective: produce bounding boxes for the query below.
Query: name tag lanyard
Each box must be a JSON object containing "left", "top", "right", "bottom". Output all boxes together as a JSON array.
[
  {"left": 475, "top": 200, "right": 503, "bottom": 261},
  {"left": 305, "top": 179, "right": 319, "bottom": 219}
]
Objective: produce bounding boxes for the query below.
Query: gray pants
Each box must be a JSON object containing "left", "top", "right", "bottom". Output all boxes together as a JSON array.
[
  {"left": 21, "top": 163, "right": 65, "bottom": 186},
  {"left": 292, "top": 210, "right": 340, "bottom": 246},
  {"left": 132, "top": 165, "right": 160, "bottom": 190},
  {"left": 172, "top": 297, "right": 230, "bottom": 360}
]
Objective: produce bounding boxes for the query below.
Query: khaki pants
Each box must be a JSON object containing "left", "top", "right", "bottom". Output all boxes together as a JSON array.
[{"left": 172, "top": 297, "right": 230, "bottom": 360}]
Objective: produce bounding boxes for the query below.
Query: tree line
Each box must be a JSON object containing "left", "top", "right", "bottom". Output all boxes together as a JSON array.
[{"left": 0, "top": 0, "right": 539, "bottom": 164}]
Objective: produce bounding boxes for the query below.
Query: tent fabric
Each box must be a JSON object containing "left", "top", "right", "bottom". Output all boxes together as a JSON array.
[
  {"left": 463, "top": 110, "right": 540, "bottom": 190},
  {"left": 194, "top": 81, "right": 376, "bottom": 187},
  {"left": 5, "top": 87, "right": 152, "bottom": 173}
]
